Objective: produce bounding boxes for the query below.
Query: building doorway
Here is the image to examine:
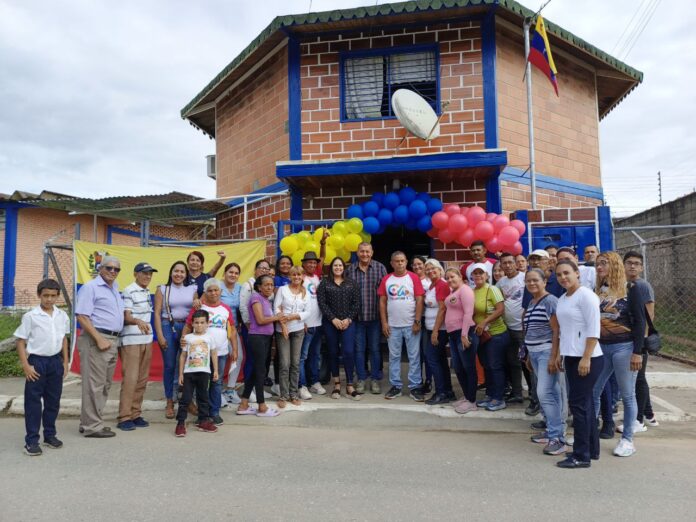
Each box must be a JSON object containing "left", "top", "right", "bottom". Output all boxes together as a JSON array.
[{"left": 371, "top": 226, "right": 431, "bottom": 271}]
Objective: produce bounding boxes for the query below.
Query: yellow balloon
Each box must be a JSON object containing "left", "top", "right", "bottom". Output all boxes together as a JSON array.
[
  {"left": 332, "top": 221, "right": 347, "bottom": 236},
  {"left": 324, "top": 246, "right": 337, "bottom": 262},
  {"left": 338, "top": 249, "right": 351, "bottom": 263},
  {"left": 296, "top": 231, "right": 311, "bottom": 246},
  {"left": 344, "top": 233, "right": 361, "bottom": 252},
  {"left": 279, "top": 236, "right": 299, "bottom": 255},
  {"left": 359, "top": 231, "right": 371, "bottom": 243},
  {"left": 291, "top": 250, "right": 304, "bottom": 266},
  {"left": 329, "top": 233, "right": 345, "bottom": 250},
  {"left": 313, "top": 227, "right": 328, "bottom": 243},
  {"left": 347, "top": 217, "right": 363, "bottom": 234},
  {"left": 304, "top": 240, "right": 319, "bottom": 255}
]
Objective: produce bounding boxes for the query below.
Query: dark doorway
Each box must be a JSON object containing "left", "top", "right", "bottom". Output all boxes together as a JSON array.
[{"left": 371, "top": 226, "right": 432, "bottom": 271}]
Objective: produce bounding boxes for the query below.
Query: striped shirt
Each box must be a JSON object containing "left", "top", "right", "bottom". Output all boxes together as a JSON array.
[
  {"left": 522, "top": 294, "right": 558, "bottom": 352},
  {"left": 345, "top": 260, "right": 387, "bottom": 322},
  {"left": 121, "top": 282, "right": 153, "bottom": 346}
]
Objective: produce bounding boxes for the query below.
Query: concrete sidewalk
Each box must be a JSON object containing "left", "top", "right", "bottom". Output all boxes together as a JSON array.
[{"left": 2, "top": 355, "right": 695, "bottom": 426}]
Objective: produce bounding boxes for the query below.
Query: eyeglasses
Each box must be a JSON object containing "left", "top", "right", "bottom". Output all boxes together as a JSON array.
[
  {"left": 625, "top": 261, "right": 642, "bottom": 267},
  {"left": 103, "top": 266, "right": 121, "bottom": 273}
]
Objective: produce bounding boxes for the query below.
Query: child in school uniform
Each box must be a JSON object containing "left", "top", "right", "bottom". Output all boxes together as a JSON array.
[
  {"left": 175, "top": 309, "right": 219, "bottom": 437},
  {"left": 14, "top": 279, "right": 70, "bottom": 456}
]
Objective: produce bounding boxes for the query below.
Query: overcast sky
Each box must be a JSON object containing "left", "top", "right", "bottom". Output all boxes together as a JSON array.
[{"left": 1, "top": 0, "right": 693, "bottom": 217}]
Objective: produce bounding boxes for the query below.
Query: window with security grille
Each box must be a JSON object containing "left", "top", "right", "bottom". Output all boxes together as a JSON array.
[{"left": 341, "top": 46, "right": 439, "bottom": 121}]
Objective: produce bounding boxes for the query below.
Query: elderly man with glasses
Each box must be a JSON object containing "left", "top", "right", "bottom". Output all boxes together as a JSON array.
[{"left": 75, "top": 256, "right": 125, "bottom": 438}]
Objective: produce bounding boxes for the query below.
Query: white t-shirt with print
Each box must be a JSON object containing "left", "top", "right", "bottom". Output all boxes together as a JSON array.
[
  {"left": 496, "top": 272, "right": 526, "bottom": 331},
  {"left": 302, "top": 274, "right": 322, "bottom": 328},
  {"left": 182, "top": 332, "right": 216, "bottom": 373},
  {"left": 378, "top": 271, "right": 424, "bottom": 328}
]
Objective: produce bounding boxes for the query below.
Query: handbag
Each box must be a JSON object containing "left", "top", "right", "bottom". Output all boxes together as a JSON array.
[{"left": 644, "top": 306, "right": 661, "bottom": 355}]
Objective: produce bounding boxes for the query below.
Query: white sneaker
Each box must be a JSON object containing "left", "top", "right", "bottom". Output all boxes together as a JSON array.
[
  {"left": 249, "top": 390, "right": 257, "bottom": 403},
  {"left": 220, "top": 394, "right": 228, "bottom": 408},
  {"left": 270, "top": 384, "right": 281, "bottom": 396},
  {"left": 299, "top": 386, "right": 313, "bottom": 400},
  {"left": 617, "top": 420, "right": 647, "bottom": 434},
  {"left": 309, "top": 382, "right": 326, "bottom": 395},
  {"left": 263, "top": 390, "right": 272, "bottom": 399},
  {"left": 645, "top": 416, "right": 659, "bottom": 427},
  {"left": 613, "top": 438, "right": 636, "bottom": 457},
  {"left": 225, "top": 389, "right": 241, "bottom": 404}
]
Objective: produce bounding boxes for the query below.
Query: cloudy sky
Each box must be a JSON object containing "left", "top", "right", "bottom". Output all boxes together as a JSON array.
[{"left": 1, "top": 0, "right": 693, "bottom": 217}]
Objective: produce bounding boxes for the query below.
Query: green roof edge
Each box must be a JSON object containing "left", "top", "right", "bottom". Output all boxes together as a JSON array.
[{"left": 181, "top": 0, "right": 643, "bottom": 118}]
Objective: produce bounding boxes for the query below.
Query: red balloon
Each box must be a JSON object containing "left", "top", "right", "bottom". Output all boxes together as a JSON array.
[
  {"left": 444, "top": 204, "right": 461, "bottom": 217},
  {"left": 431, "top": 211, "right": 449, "bottom": 230},
  {"left": 474, "top": 220, "right": 495, "bottom": 241},
  {"left": 498, "top": 225, "right": 521, "bottom": 246},
  {"left": 485, "top": 236, "right": 501, "bottom": 253},
  {"left": 511, "top": 241, "right": 523, "bottom": 255},
  {"left": 438, "top": 228, "right": 456, "bottom": 244},
  {"left": 448, "top": 214, "right": 468, "bottom": 233},
  {"left": 510, "top": 219, "right": 526, "bottom": 235},
  {"left": 460, "top": 206, "right": 470, "bottom": 217},
  {"left": 493, "top": 215, "right": 510, "bottom": 232},
  {"left": 458, "top": 228, "right": 475, "bottom": 247},
  {"left": 467, "top": 206, "right": 486, "bottom": 225},
  {"left": 486, "top": 212, "right": 498, "bottom": 222},
  {"left": 427, "top": 228, "right": 439, "bottom": 238}
]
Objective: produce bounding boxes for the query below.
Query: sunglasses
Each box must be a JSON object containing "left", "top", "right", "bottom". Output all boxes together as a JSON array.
[{"left": 103, "top": 266, "right": 121, "bottom": 273}]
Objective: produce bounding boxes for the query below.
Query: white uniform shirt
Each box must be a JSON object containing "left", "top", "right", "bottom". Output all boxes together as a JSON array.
[
  {"left": 556, "top": 287, "right": 602, "bottom": 358},
  {"left": 14, "top": 306, "right": 70, "bottom": 356}
]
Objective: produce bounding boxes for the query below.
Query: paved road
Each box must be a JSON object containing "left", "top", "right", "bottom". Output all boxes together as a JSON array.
[{"left": 1, "top": 417, "right": 695, "bottom": 521}]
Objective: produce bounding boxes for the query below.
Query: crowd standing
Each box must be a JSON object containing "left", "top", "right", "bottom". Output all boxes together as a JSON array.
[{"left": 16, "top": 237, "right": 660, "bottom": 469}]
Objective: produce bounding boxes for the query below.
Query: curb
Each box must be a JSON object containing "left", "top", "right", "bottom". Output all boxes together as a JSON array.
[{"left": 647, "top": 372, "right": 696, "bottom": 389}]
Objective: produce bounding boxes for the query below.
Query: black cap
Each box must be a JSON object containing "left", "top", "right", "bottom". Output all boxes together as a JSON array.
[{"left": 134, "top": 262, "right": 158, "bottom": 273}]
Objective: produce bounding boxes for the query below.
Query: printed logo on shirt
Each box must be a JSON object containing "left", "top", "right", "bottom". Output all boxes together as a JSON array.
[
  {"left": 305, "top": 281, "right": 317, "bottom": 296},
  {"left": 187, "top": 339, "right": 210, "bottom": 368},
  {"left": 448, "top": 295, "right": 458, "bottom": 305},
  {"left": 387, "top": 284, "right": 411, "bottom": 299},
  {"left": 208, "top": 312, "right": 227, "bottom": 329}
]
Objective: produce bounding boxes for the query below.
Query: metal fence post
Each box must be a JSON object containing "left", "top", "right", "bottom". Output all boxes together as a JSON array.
[{"left": 630, "top": 230, "right": 648, "bottom": 280}]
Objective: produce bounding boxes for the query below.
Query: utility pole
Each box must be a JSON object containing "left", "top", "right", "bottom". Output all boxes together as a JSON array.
[{"left": 658, "top": 171, "right": 663, "bottom": 205}]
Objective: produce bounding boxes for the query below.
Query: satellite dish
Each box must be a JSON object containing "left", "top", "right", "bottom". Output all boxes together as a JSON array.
[{"left": 391, "top": 89, "right": 440, "bottom": 141}]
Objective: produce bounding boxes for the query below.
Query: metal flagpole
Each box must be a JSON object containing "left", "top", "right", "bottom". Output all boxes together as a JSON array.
[{"left": 523, "top": 17, "right": 537, "bottom": 210}]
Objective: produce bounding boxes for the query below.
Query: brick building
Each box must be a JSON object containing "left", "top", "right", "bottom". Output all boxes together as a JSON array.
[{"left": 181, "top": 0, "right": 641, "bottom": 265}]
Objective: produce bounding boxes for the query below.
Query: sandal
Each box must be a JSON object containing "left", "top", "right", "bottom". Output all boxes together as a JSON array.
[
  {"left": 331, "top": 383, "right": 341, "bottom": 400},
  {"left": 346, "top": 387, "right": 362, "bottom": 401},
  {"left": 290, "top": 398, "right": 302, "bottom": 406},
  {"left": 277, "top": 399, "right": 287, "bottom": 409}
]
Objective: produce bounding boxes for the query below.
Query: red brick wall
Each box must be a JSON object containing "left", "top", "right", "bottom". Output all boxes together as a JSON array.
[
  {"left": 215, "top": 50, "right": 289, "bottom": 197},
  {"left": 502, "top": 180, "right": 602, "bottom": 212},
  {"left": 300, "top": 21, "right": 485, "bottom": 160},
  {"left": 496, "top": 28, "right": 601, "bottom": 187}
]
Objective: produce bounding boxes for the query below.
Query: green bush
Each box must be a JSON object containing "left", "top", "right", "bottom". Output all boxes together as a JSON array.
[{"left": 0, "top": 350, "right": 24, "bottom": 377}]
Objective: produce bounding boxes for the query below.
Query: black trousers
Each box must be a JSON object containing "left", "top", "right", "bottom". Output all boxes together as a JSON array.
[
  {"left": 636, "top": 352, "right": 654, "bottom": 422},
  {"left": 176, "top": 372, "right": 210, "bottom": 423},
  {"left": 565, "top": 355, "right": 604, "bottom": 462},
  {"left": 242, "top": 334, "right": 272, "bottom": 404}
]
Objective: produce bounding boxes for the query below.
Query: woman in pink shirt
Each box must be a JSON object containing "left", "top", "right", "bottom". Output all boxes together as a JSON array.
[{"left": 444, "top": 268, "right": 478, "bottom": 414}]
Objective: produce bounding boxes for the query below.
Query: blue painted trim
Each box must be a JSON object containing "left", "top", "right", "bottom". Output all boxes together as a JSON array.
[
  {"left": 481, "top": 7, "right": 498, "bottom": 149},
  {"left": 514, "top": 209, "right": 530, "bottom": 255},
  {"left": 597, "top": 205, "right": 613, "bottom": 251},
  {"left": 288, "top": 35, "right": 302, "bottom": 160},
  {"left": 485, "top": 167, "right": 502, "bottom": 214},
  {"left": 106, "top": 226, "right": 175, "bottom": 243},
  {"left": 2, "top": 206, "right": 19, "bottom": 306},
  {"left": 339, "top": 43, "right": 440, "bottom": 123},
  {"left": 501, "top": 166, "right": 604, "bottom": 200},
  {"left": 226, "top": 181, "right": 289, "bottom": 208},
  {"left": 277, "top": 150, "right": 507, "bottom": 178}
]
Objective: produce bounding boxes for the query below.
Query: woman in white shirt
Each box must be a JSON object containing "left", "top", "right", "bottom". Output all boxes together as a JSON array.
[
  {"left": 274, "top": 266, "right": 310, "bottom": 408},
  {"left": 551, "top": 259, "right": 603, "bottom": 469}
]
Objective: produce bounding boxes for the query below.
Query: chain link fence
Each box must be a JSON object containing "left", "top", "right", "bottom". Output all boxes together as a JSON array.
[{"left": 615, "top": 229, "right": 696, "bottom": 362}]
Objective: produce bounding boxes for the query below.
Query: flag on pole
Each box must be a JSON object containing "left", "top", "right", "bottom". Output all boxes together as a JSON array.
[{"left": 528, "top": 15, "right": 558, "bottom": 95}]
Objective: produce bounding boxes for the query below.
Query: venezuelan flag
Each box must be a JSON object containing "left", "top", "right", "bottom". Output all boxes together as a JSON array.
[{"left": 528, "top": 15, "right": 558, "bottom": 96}]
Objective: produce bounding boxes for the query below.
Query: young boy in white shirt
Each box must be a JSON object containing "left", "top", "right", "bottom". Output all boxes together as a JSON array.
[
  {"left": 14, "top": 279, "right": 70, "bottom": 456},
  {"left": 176, "top": 309, "right": 219, "bottom": 437}
]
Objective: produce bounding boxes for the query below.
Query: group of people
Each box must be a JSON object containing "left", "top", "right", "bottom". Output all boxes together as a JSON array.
[{"left": 15, "top": 237, "right": 658, "bottom": 469}]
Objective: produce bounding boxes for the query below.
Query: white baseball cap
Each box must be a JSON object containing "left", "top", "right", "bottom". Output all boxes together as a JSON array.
[
  {"left": 470, "top": 262, "right": 489, "bottom": 274},
  {"left": 529, "top": 249, "right": 550, "bottom": 258}
]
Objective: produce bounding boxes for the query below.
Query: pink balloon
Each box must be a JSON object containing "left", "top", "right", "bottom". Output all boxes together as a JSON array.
[
  {"left": 493, "top": 215, "right": 510, "bottom": 232},
  {"left": 485, "top": 236, "right": 501, "bottom": 253},
  {"left": 498, "top": 225, "right": 521, "bottom": 246},
  {"left": 444, "top": 204, "right": 461, "bottom": 217},
  {"left": 511, "top": 241, "right": 523, "bottom": 255},
  {"left": 474, "top": 220, "right": 495, "bottom": 241},
  {"left": 448, "top": 214, "right": 468, "bottom": 234},
  {"left": 438, "top": 228, "right": 456, "bottom": 244},
  {"left": 431, "top": 211, "right": 449, "bottom": 230},
  {"left": 486, "top": 212, "right": 498, "bottom": 222},
  {"left": 460, "top": 206, "right": 470, "bottom": 217},
  {"left": 458, "top": 228, "right": 475, "bottom": 247},
  {"left": 427, "top": 227, "right": 439, "bottom": 238},
  {"left": 467, "top": 206, "right": 486, "bottom": 225},
  {"left": 510, "top": 219, "right": 526, "bottom": 236}
]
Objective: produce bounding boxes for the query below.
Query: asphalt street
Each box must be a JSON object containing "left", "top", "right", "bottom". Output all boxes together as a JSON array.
[{"left": 1, "top": 417, "right": 695, "bottom": 521}]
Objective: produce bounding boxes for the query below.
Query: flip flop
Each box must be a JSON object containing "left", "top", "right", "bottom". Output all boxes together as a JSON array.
[
  {"left": 256, "top": 408, "right": 280, "bottom": 418},
  {"left": 236, "top": 407, "right": 258, "bottom": 416}
]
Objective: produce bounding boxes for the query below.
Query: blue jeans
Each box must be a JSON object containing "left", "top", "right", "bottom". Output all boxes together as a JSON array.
[
  {"left": 209, "top": 355, "right": 227, "bottom": 416},
  {"left": 160, "top": 320, "right": 184, "bottom": 400},
  {"left": 424, "top": 329, "right": 452, "bottom": 396},
  {"left": 387, "top": 326, "right": 422, "bottom": 390},
  {"left": 478, "top": 331, "right": 510, "bottom": 401},
  {"left": 24, "top": 354, "right": 64, "bottom": 446},
  {"left": 299, "top": 325, "right": 322, "bottom": 387},
  {"left": 529, "top": 350, "right": 565, "bottom": 441},
  {"left": 566, "top": 355, "right": 604, "bottom": 462},
  {"left": 355, "top": 320, "right": 381, "bottom": 381},
  {"left": 325, "top": 322, "right": 356, "bottom": 383},
  {"left": 449, "top": 327, "right": 478, "bottom": 402},
  {"left": 593, "top": 342, "right": 638, "bottom": 441}
]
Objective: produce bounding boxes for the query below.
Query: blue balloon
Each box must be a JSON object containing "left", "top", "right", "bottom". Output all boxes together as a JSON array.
[
  {"left": 393, "top": 205, "right": 409, "bottom": 224},
  {"left": 409, "top": 199, "right": 427, "bottom": 219},
  {"left": 383, "top": 192, "right": 400, "bottom": 210},
  {"left": 377, "top": 208, "right": 393, "bottom": 226},
  {"left": 362, "top": 216, "right": 380, "bottom": 234},
  {"left": 346, "top": 204, "right": 363, "bottom": 220},
  {"left": 399, "top": 187, "right": 417, "bottom": 205},
  {"left": 417, "top": 215, "right": 432, "bottom": 232},
  {"left": 416, "top": 192, "right": 431, "bottom": 202},
  {"left": 371, "top": 192, "right": 385, "bottom": 206},
  {"left": 427, "top": 198, "right": 443, "bottom": 215},
  {"left": 405, "top": 218, "right": 417, "bottom": 230},
  {"left": 363, "top": 201, "right": 380, "bottom": 217}
]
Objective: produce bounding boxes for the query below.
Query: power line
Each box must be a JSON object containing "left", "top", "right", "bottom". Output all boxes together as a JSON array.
[
  {"left": 611, "top": 0, "right": 649, "bottom": 55},
  {"left": 618, "top": 0, "right": 662, "bottom": 60}
]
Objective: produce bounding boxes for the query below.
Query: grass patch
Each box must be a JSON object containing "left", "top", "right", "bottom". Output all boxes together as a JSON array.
[
  {"left": 0, "top": 350, "right": 23, "bottom": 377},
  {"left": 654, "top": 305, "right": 696, "bottom": 362},
  {"left": 0, "top": 313, "right": 22, "bottom": 341}
]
